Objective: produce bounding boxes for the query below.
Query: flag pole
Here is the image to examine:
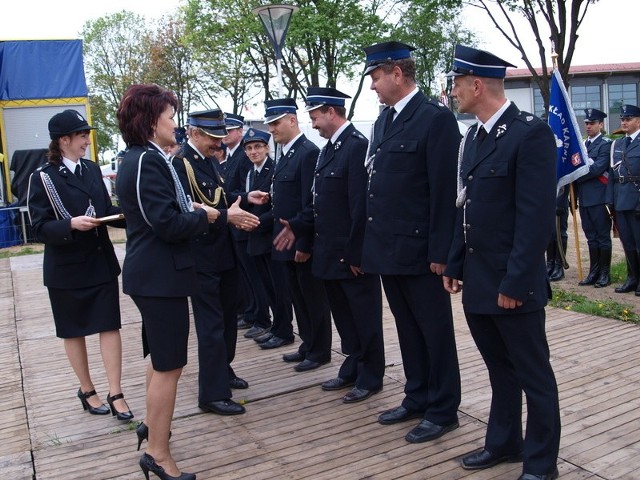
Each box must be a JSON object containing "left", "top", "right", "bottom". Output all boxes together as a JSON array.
[{"left": 551, "top": 48, "right": 584, "bottom": 281}]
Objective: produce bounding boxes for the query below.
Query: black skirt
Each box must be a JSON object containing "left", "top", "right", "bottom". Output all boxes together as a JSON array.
[
  {"left": 131, "top": 295, "right": 190, "bottom": 372},
  {"left": 48, "top": 279, "right": 121, "bottom": 338}
]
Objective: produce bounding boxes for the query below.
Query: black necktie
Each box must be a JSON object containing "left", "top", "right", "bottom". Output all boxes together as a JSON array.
[
  {"left": 74, "top": 164, "right": 81, "bottom": 176},
  {"left": 250, "top": 169, "right": 257, "bottom": 189},
  {"left": 625, "top": 136, "right": 632, "bottom": 149},
  {"left": 585, "top": 139, "right": 592, "bottom": 148},
  {"left": 384, "top": 107, "right": 396, "bottom": 134},
  {"left": 476, "top": 126, "right": 487, "bottom": 144}
]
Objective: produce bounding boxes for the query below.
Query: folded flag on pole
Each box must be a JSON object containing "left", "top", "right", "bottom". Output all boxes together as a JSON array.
[{"left": 548, "top": 69, "right": 592, "bottom": 195}]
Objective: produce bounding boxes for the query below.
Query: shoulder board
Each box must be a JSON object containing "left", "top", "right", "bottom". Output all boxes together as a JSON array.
[
  {"left": 602, "top": 137, "right": 612, "bottom": 143},
  {"left": 351, "top": 131, "right": 365, "bottom": 139},
  {"left": 426, "top": 98, "right": 448, "bottom": 110},
  {"left": 515, "top": 111, "right": 540, "bottom": 124},
  {"left": 37, "top": 162, "right": 54, "bottom": 172}
]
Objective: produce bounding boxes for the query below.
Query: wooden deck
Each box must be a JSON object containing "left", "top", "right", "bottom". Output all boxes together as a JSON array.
[{"left": 2, "top": 245, "right": 639, "bottom": 479}]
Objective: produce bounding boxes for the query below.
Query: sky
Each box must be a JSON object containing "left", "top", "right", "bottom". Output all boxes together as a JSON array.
[{"left": 1, "top": 0, "right": 638, "bottom": 120}]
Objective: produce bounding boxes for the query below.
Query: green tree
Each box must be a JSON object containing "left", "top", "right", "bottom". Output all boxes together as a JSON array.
[
  {"left": 82, "top": 11, "right": 152, "bottom": 158},
  {"left": 146, "top": 16, "right": 202, "bottom": 126},
  {"left": 392, "top": 0, "right": 475, "bottom": 99},
  {"left": 184, "top": 0, "right": 266, "bottom": 114}
]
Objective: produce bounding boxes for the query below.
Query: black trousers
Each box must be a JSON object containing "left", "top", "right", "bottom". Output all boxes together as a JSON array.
[
  {"left": 465, "top": 308, "right": 560, "bottom": 475},
  {"left": 233, "top": 239, "right": 270, "bottom": 328},
  {"left": 381, "top": 273, "right": 460, "bottom": 425},
  {"left": 324, "top": 274, "right": 385, "bottom": 391},
  {"left": 191, "top": 268, "right": 240, "bottom": 403},
  {"left": 254, "top": 254, "right": 294, "bottom": 340},
  {"left": 285, "top": 259, "right": 332, "bottom": 363}
]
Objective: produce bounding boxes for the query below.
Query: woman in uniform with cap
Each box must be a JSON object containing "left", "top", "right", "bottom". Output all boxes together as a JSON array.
[
  {"left": 27, "top": 109, "right": 133, "bottom": 421},
  {"left": 116, "top": 84, "right": 220, "bottom": 480}
]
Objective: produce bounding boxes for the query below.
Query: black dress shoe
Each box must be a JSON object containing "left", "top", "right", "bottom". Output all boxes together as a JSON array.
[
  {"left": 229, "top": 377, "right": 249, "bottom": 389},
  {"left": 283, "top": 351, "right": 304, "bottom": 363},
  {"left": 198, "top": 399, "right": 246, "bottom": 415},
  {"left": 321, "top": 377, "right": 354, "bottom": 391},
  {"left": 244, "top": 326, "right": 270, "bottom": 339},
  {"left": 405, "top": 419, "right": 459, "bottom": 443},
  {"left": 378, "top": 405, "right": 424, "bottom": 425},
  {"left": 461, "top": 448, "right": 523, "bottom": 470},
  {"left": 260, "top": 336, "right": 294, "bottom": 349},
  {"left": 343, "top": 386, "right": 380, "bottom": 403},
  {"left": 237, "top": 318, "right": 253, "bottom": 329},
  {"left": 294, "top": 359, "right": 328, "bottom": 372},
  {"left": 518, "top": 468, "right": 559, "bottom": 480},
  {"left": 254, "top": 332, "right": 274, "bottom": 344}
]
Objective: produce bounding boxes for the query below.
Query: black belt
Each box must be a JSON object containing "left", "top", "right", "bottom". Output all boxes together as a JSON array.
[{"left": 617, "top": 176, "right": 640, "bottom": 183}]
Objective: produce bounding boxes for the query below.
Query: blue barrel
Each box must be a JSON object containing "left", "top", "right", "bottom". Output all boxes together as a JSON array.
[{"left": 0, "top": 206, "right": 22, "bottom": 248}]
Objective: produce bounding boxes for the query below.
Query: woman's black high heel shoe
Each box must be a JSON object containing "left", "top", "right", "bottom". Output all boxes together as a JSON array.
[
  {"left": 136, "top": 422, "right": 172, "bottom": 451},
  {"left": 139, "top": 453, "right": 195, "bottom": 480},
  {"left": 107, "top": 392, "right": 134, "bottom": 421},
  {"left": 77, "top": 388, "right": 110, "bottom": 415}
]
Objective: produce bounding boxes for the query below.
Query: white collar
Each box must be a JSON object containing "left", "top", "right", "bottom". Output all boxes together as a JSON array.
[
  {"left": 330, "top": 121, "right": 351, "bottom": 144},
  {"left": 62, "top": 157, "right": 80, "bottom": 173},
  {"left": 478, "top": 99, "right": 511, "bottom": 134},
  {"left": 391, "top": 87, "right": 419, "bottom": 118},
  {"left": 282, "top": 132, "right": 303, "bottom": 155}
]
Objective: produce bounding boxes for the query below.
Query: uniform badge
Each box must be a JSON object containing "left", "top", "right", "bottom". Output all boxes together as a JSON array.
[
  {"left": 59, "top": 165, "right": 65, "bottom": 172},
  {"left": 495, "top": 124, "right": 507, "bottom": 138},
  {"left": 334, "top": 140, "right": 342, "bottom": 150},
  {"left": 526, "top": 116, "right": 534, "bottom": 122}
]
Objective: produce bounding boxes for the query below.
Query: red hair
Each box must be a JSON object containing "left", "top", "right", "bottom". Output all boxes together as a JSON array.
[{"left": 117, "top": 84, "right": 179, "bottom": 147}]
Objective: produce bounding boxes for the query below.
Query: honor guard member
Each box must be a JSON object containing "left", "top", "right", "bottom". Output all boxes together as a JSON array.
[
  {"left": 223, "top": 113, "right": 272, "bottom": 335},
  {"left": 267, "top": 98, "right": 333, "bottom": 371},
  {"left": 546, "top": 188, "right": 569, "bottom": 282},
  {"left": 173, "top": 109, "right": 259, "bottom": 416},
  {"left": 444, "top": 45, "right": 560, "bottom": 480},
  {"left": 303, "top": 87, "right": 385, "bottom": 403},
  {"left": 607, "top": 104, "right": 640, "bottom": 295},
  {"left": 575, "top": 108, "right": 612, "bottom": 287},
  {"left": 240, "top": 128, "right": 295, "bottom": 350},
  {"left": 359, "top": 41, "right": 462, "bottom": 443}
]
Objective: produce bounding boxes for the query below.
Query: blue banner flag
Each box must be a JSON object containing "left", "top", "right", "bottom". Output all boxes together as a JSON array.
[{"left": 548, "top": 69, "right": 591, "bottom": 194}]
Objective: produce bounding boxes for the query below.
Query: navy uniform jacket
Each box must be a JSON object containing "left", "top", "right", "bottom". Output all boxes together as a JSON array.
[
  {"left": 575, "top": 135, "right": 611, "bottom": 207},
  {"left": 271, "top": 134, "right": 319, "bottom": 261},
  {"left": 361, "top": 91, "right": 460, "bottom": 275},
  {"left": 28, "top": 159, "right": 124, "bottom": 289},
  {"left": 312, "top": 124, "right": 369, "bottom": 279},
  {"left": 116, "top": 144, "right": 209, "bottom": 297},
  {"left": 445, "top": 103, "right": 556, "bottom": 314},
  {"left": 173, "top": 143, "right": 235, "bottom": 274},
  {"left": 607, "top": 135, "right": 640, "bottom": 212},
  {"left": 225, "top": 146, "right": 253, "bottom": 241},
  {"left": 245, "top": 158, "right": 275, "bottom": 256}
]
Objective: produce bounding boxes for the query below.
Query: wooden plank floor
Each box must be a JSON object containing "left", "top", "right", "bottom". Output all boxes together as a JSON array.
[{"left": 2, "top": 246, "right": 639, "bottom": 479}]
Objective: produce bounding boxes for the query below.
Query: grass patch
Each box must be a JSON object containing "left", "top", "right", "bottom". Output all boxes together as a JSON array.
[
  {"left": 609, "top": 259, "right": 627, "bottom": 284},
  {"left": 0, "top": 245, "right": 43, "bottom": 258},
  {"left": 550, "top": 286, "right": 640, "bottom": 323}
]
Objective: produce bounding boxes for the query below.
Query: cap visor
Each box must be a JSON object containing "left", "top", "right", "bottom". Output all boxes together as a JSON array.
[
  {"left": 304, "top": 104, "right": 323, "bottom": 113},
  {"left": 264, "top": 112, "right": 288, "bottom": 124},
  {"left": 201, "top": 128, "right": 227, "bottom": 138}
]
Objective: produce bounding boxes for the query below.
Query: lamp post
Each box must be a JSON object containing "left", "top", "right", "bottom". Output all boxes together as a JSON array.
[{"left": 252, "top": 3, "right": 299, "bottom": 98}]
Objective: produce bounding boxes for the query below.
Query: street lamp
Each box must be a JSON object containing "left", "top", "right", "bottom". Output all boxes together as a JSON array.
[{"left": 252, "top": 3, "right": 299, "bottom": 98}]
